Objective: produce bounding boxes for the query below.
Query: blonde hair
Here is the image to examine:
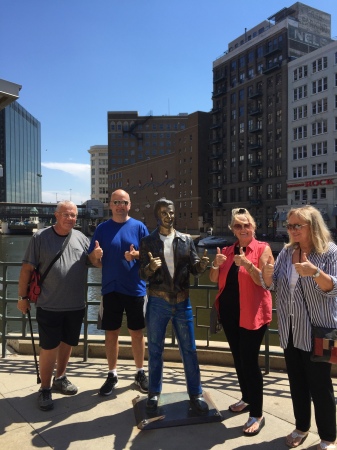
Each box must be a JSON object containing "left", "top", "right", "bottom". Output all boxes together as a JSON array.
[
  {"left": 229, "top": 207, "right": 256, "bottom": 231},
  {"left": 285, "top": 205, "right": 332, "bottom": 254}
]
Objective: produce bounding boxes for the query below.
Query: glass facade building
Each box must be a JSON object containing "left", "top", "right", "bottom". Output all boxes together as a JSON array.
[{"left": 0, "top": 101, "right": 41, "bottom": 202}]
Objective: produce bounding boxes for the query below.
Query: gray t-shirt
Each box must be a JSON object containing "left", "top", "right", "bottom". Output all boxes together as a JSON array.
[{"left": 23, "top": 226, "right": 89, "bottom": 311}]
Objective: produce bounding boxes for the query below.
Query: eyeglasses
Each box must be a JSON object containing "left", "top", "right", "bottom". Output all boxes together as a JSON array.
[
  {"left": 232, "top": 223, "right": 251, "bottom": 230},
  {"left": 60, "top": 213, "right": 77, "bottom": 219},
  {"left": 286, "top": 223, "right": 308, "bottom": 231},
  {"left": 111, "top": 200, "right": 129, "bottom": 206}
]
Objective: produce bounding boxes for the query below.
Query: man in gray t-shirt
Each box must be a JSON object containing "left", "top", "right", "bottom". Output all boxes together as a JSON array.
[{"left": 17, "top": 201, "right": 90, "bottom": 411}]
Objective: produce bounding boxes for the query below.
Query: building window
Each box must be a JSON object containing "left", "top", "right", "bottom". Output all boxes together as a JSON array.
[
  {"left": 293, "top": 85, "right": 307, "bottom": 101},
  {"left": 312, "top": 141, "right": 327, "bottom": 156},
  {"left": 311, "top": 120, "right": 327, "bottom": 136},
  {"left": 248, "top": 67, "right": 254, "bottom": 79},
  {"left": 311, "top": 162, "right": 327, "bottom": 176},
  {"left": 293, "top": 166, "right": 307, "bottom": 178},
  {"left": 293, "top": 65, "right": 307, "bottom": 81},
  {"left": 267, "top": 184, "right": 273, "bottom": 199},
  {"left": 293, "top": 145, "right": 307, "bottom": 160},
  {"left": 312, "top": 98, "right": 327, "bottom": 115},
  {"left": 312, "top": 56, "right": 327, "bottom": 73},
  {"left": 293, "top": 105, "right": 307, "bottom": 120},
  {"left": 293, "top": 125, "right": 307, "bottom": 140},
  {"left": 312, "top": 77, "right": 328, "bottom": 94}
]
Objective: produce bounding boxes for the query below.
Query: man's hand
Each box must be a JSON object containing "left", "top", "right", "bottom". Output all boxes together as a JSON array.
[
  {"left": 92, "top": 240, "right": 103, "bottom": 260},
  {"left": 17, "top": 299, "right": 30, "bottom": 314},
  {"left": 148, "top": 251, "right": 162, "bottom": 272},
  {"left": 125, "top": 244, "right": 138, "bottom": 261},
  {"left": 199, "top": 249, "right": 209, "bottom": 270}
]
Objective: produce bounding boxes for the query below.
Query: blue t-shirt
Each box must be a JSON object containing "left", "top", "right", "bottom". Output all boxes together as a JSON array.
[{"left": 89, "top": 218, "right": 149, "bottom": 296}]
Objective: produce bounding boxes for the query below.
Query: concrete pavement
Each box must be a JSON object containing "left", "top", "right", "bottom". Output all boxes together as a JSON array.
[{"left": 0, "top": 348, "right": 335, "bottom": 450}]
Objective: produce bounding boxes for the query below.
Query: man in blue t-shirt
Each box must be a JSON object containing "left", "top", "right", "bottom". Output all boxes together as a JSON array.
[{"left": 88, "top": 189, "right": 149, "bottom": 396}]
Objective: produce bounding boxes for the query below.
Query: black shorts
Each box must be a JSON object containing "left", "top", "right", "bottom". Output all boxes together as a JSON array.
[
  {"left": 100, "top": 292, "right": 145, "bottom": 331},
  {"left": 36, "top": 307, "right": 85, "bottom": 350}
]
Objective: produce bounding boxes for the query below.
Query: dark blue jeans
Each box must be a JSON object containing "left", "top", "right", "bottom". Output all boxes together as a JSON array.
[{"left": 146, "top": 296, "right": 202, "bottom": 396}]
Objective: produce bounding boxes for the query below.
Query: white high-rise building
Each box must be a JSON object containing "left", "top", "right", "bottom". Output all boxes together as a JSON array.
[
  {"left": 282, "top": 40, "right": 337, "bottom": 232},
  {"left": 88, "top": 145, "right": 109, "bottom": 218}
]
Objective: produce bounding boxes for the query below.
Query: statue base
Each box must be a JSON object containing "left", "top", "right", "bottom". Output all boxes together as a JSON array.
[{"left": 132, "top": 390, "right": 223, "bottom": 430}]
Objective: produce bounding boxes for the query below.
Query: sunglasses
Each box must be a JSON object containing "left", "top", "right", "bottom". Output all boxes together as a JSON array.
[
  {"left": 286, "top": 223, "right": 308, "bottom": 231},
  {"left": 233, "top": 208, "right": 247, "bottom": 215},
  {"left": 232, "top": 223, "right": 251, "bottom": 230},
  {"left": 111, "top": 200, "right": 129, "bottom": 206}
]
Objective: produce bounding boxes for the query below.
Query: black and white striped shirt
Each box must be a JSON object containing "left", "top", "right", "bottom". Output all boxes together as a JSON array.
[{"left": 263, "top": 242, "right": 337, "bottom": 351}]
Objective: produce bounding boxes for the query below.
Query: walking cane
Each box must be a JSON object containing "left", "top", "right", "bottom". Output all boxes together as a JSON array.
[{"left": 27, "top": 309, "right": 41, "bottom": 384}]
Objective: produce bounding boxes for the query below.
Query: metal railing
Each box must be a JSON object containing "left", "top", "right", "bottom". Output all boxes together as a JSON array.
[{"left": 0, "top": 261, "right": 281, "bottom": 373}]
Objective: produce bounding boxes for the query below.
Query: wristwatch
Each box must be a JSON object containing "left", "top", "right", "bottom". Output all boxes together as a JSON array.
[
  {"left": 312, "top": 268, "right": 321, "bottom": 278},
  {"left": 18, "top": 296, "right": 29, "bottom": 301}
]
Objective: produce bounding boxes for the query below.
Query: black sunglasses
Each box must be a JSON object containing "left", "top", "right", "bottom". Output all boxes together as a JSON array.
[{"left": 111, "top": 200, "right": 129, "bottom": 206}]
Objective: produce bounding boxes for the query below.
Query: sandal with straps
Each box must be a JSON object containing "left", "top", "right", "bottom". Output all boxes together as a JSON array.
[
  {"left": 286, "top": 430, "right": 309, "bottom": 448},
  {"left": 228, "top": 399, "right": 250, "bottom": 413},
  {"left": 317, "top": 442, "right": 336, "bottom": 450},
  {"left": 243, "top": 416, "right": 265, "bottom": 436}
]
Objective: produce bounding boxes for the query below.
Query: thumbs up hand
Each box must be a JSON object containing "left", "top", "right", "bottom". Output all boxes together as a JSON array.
[
  {"left": 212, "top": 247, "right": 227, "bottom": 268},
  {"left": 92, "top": 240, "right": 103, "bottom": 260},
  {"left": 294, "top": 251, "right": 317, "bottom": 277},
  {"left": 147, "top": 251, "right": 162, "bottom": 273},
  {"left": 234, "top": 246, "right": 247, "bottom": 267},
  {"left": 125, "top": 244, "right": 138, "bottom": 261},
  {"left": 199, "top": 248, "right": 209, "bottom": 270},
  {"left": 262, "top": 255, "right": 274, "bottom": 278}
]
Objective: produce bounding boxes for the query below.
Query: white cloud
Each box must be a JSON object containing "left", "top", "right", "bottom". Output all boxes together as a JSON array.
[
  {"left": 41, "top": 162, "right": 91, "bottom": 204},
  {"left": 41, "top": 162, "right": 90, "bottom": 181}
]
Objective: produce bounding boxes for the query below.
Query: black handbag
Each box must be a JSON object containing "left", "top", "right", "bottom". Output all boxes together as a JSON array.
[{"left": 298, "top": 277, "right": 337, "bottom": 364}]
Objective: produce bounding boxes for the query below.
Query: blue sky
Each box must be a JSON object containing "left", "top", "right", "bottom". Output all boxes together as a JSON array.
[{"left": 2, "top": 0, "right": 337, "bottom": 204}]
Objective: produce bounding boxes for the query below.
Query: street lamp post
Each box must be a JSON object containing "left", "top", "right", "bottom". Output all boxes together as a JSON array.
[{"left": 70, "top": 189, "right": 72, "bottom": 201}]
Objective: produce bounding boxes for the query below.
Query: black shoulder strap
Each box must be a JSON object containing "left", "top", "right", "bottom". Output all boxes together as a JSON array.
[{"left": 39, "top": 230, "right": 72, "bottom": 285}]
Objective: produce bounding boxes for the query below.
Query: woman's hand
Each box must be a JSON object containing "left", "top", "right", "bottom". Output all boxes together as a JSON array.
[
  {"left": 262, "top": 255, "right": 274, "bottom": 286},
  {"left": 294, "top": 252, "right": 317, "bottom": 277},
  {"left": 212, "top": 247, "right": 227, "bottom": 268},
  {"left": 233, "top": 247, "right": 251, "bottom": 271}
]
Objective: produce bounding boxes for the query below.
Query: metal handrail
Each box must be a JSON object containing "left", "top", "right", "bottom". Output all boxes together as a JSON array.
[{"left": 0, "top": 261, "right": 281, "bottom": 373}]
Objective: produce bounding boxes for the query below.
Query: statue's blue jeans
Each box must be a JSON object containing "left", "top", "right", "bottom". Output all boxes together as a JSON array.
[{"left": 146, "top": 295, "right": 203, "bottom": 397}]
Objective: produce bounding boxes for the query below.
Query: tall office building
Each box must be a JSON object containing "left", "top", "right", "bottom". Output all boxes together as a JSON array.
[
  {"left": 107, "top": 111, "right": 211, "bottom": 233},
  {"left": 0, "top": 101, "right": 41, "bottom": 203},
  {"left": 282, "top": 39, "right": 337, "bottom": 231},
  {"left": 211, "top": 2, "right": 332, "bottom": 235},
  {"left": 88, "top": 145, "right": 109, "bottom": 218}
]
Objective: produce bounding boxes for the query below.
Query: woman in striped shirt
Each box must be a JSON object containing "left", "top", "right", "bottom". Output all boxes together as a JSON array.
[{"left": 262, "top": 206, "right": 337, "bottom": 450}]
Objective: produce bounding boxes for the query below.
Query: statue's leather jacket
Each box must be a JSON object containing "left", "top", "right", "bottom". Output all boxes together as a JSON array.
[{"left": 139, "top": 228, "right": 205, "bottom": 303}]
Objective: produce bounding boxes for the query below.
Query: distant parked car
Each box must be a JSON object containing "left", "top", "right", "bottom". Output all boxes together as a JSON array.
[{"left": 197, "top": 236, "right": 228, "bottom": 249}]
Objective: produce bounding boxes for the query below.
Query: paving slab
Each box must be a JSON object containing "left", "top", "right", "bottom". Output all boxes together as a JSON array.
[{"left": 0, "top": 353, "right": 334, "bottom": 449}]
